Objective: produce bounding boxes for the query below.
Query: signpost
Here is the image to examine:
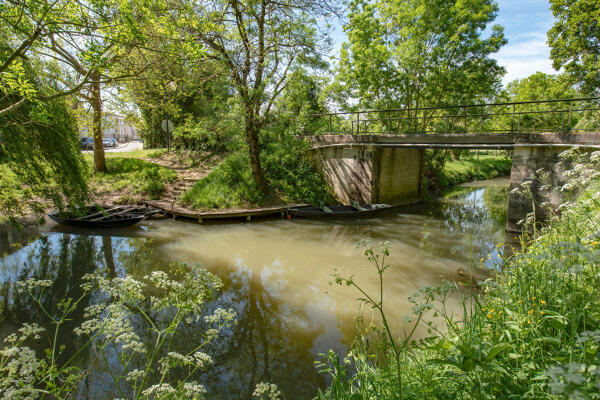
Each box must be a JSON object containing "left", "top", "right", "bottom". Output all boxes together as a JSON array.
[{"left": 160, "top": 118, "right": 174, "bottom": 152}]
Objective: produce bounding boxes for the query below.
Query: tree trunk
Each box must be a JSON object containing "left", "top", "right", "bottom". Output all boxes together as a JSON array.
[
  {"left": 244, "top": 110, "right": 269, "bottom": 193},
  {"left": 101, "top": 236, "right": 116, "bottom": 277},
  {"left": 91, "top": 71, "right": 106, "bottom": 173}
]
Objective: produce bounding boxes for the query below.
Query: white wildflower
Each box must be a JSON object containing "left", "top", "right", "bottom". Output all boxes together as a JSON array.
[
  {"left": 183, "top": 381, "right": 207, "bottom": 395},
  {"left": 204, "top": 308, "right": 237, "bottom": 324},
  {"left": 126, "top": 368, "right": 146, "bottom": 382},
  {"left": 253, "top": 382, "right": 282, "bottom": 400},
  {"left": 193, "top": 351, "right": 213, "bottom": 368},
  {"left": 142, "top": 383, "right": 176, "bottom": 397},
  {"left": 15, "top": 279, "right": 52, "bottom": 293}
]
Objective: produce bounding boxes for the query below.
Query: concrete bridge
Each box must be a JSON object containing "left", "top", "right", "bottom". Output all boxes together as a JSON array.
[{"left": 304, "top": 132, "right": 600, "bottom": 233}]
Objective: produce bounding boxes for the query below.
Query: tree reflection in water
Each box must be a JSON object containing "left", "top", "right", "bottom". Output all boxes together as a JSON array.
[{"left": 0, "top": 181, "right": 510, "bottom": 399}]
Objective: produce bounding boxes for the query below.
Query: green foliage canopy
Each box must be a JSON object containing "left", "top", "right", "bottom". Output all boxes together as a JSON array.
[
  {"left": 334, "top": 0, "right": 507, "bottom": 111},
  {"left": 0, "top": 94, "right": 88, "bottom": 218},
  {"left": 548, "top": 0, "right": 600, "bottom": 95}
]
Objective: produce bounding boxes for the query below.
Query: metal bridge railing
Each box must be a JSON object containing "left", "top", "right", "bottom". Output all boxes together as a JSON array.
[{"left": 308, "top": 97, "right": 600, "bottom": 136}]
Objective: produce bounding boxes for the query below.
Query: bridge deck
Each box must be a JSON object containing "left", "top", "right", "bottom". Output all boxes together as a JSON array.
[{"left": 304, "top": 132, "right": 600, "bottom": 149}]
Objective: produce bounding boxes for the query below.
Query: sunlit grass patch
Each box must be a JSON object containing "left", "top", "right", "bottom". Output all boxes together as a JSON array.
[
  {"left": 427, "top": 152, "right": 513, "bottom": 194},
  {"left": 89, "top": 157, "right": 177, "bottom": 199}
]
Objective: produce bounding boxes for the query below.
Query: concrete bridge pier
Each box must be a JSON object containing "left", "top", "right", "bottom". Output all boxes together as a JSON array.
[
  {"left": 506, "top": 133, "right": 600, "bottom": 233},
  {"left": 306, "top": 145, "right": 425, "bottom": 205},
  {"left": 506, "top": 145, "right": 570, "bottom": 233}
]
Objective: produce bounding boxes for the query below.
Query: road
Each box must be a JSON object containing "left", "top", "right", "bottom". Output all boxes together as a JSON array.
[{"left": 83, "top": 140, "right": 143, "bottom": 153}]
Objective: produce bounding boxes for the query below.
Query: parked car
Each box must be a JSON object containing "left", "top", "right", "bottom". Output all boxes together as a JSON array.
[
  {"left": 102, "top": 138, "right": 117, "bottom": 148},
  {"left": 80, "top": 137, "right": 93, "bottom": 150}
]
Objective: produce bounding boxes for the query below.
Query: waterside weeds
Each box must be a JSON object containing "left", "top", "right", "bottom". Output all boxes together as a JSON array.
[
  {"left": 0, "top": 262, "right": 236, "bottom": 399},
  {"left": 317, "top": 150, "right": 600, "bottom": 399}
]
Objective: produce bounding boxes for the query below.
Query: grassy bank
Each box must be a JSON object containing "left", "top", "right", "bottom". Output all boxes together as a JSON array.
[
  {"left": 318, "top": 170, "right": 600, "bottom": 398},
  {"left": 426, "top": 151, "right": 513, "bottom": 194},
  {"left": 182, "top": 138, "right": 331, "bottom": 209},
  {"left": 88, "top": 157, "right": 177, "bottom": 202}
]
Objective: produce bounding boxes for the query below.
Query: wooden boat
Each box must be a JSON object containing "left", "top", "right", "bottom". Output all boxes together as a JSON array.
[
  {"left": 287, "top": 202, "right": 396, "bottom": 218},
  {"left": 48, "top": 205, "right": 161, "bottom": 228}
]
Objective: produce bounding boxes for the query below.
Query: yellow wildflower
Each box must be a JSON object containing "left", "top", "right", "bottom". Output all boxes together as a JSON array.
[
  {"left": 540, "top": 311, "right": 545, "bottom": 315},
  {"left": 540, "top": 300, "right": 546, "bottom": 305},
  {"left": 528, "top": 310, "right": 534, "bottom": 315},
  {"left": 592, "top": 241, "right": 599, "bottom": 247}
]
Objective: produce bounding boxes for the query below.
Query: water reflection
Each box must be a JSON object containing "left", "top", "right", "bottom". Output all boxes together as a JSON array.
[{"left": 0, "top": 178, "right": 509, "bottom": 399}]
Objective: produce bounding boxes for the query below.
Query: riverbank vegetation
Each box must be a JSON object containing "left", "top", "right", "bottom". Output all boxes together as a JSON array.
[
  {"left": 1, "top": 0, "right": 599, "bottom": 397},
  {"left": 426, "top": 151, "right": 513, "bottom": 194},
  {"left": 182, "top": 137, "right": 331, "bottom": 210},
  {"left": 88, "top": 157, "right": 178, "bottom": 202},
  {"left": 317, "top": 151, "right": 600, "bottom": 399}
]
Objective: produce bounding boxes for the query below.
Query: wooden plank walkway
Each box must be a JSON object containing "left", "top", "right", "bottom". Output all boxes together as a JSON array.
[{"left": 142, "top": 200, "right": 309, "bottom": 223}]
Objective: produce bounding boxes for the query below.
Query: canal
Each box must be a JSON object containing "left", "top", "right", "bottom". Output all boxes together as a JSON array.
[{"left": 0, "top": 178, "right": 509, "bottom": 399}]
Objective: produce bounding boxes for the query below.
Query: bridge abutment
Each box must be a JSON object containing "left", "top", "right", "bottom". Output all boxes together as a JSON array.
[
  {"left": 506, "top": 145, "right": 570, "bottom": 233},
  {"left": 306, "top": 145, "right": 425, "bottom": 205}
]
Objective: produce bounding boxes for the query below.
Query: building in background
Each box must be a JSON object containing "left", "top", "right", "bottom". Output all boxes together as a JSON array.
[{"left": 79, "top": 113, "right": 139, "bottom": 142}]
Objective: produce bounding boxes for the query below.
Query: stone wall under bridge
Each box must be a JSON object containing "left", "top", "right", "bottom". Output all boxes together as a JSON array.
[{"left": 305, "top": 145, "right": 425, "bottom": 205}]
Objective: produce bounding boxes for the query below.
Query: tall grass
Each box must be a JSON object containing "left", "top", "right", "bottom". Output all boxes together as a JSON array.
[
  {"left": 182, "top": 137, "right": 331, "bottom": 209},
  {"left": 318, "top": 156, "right": 600, "bottom": 399}
]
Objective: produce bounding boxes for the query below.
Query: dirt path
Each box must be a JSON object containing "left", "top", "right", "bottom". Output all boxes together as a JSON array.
[{"left": 141, "top": 152, "right": 223, "bottom": 208}]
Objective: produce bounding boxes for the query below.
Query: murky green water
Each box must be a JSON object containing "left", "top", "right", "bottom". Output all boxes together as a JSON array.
[{"left": 0, "top": 178, "right": 509, "bottom": 399}]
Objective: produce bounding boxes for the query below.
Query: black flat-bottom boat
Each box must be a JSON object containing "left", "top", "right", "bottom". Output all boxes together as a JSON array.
[
  {"left": 48, "top": 205, "right": 161, "bottom": 228},
  {"left": 287, "top": 203, "right": 395, "bottom": 218}
]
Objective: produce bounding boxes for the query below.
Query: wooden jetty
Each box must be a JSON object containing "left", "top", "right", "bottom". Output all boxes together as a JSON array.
[{"left": 143, "top": 200, "right": 309, "bottom": 223}]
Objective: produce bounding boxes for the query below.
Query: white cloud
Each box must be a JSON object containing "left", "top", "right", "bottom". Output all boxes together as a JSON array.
[{"left": 495, "top": 34, "right": 556, "bottom": 85}]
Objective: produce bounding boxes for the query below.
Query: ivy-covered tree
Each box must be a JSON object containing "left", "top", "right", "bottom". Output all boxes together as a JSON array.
[{"left": 548, "top": 0, "right": 600, "bottom": 96}]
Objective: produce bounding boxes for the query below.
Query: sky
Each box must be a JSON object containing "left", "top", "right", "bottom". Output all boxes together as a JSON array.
[
  {"left": 327, "top": 0, "right": 557, "bottom": 87},
  {"left": 493, "top": 0, "right": 556, "bottom": 84}
]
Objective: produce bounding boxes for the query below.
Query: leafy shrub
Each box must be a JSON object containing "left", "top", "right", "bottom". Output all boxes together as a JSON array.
[
  {"left": 182, "top": 137, "right": 331, "bottom": 209},
  {"left": 182, "top": 152, "right": 263, "bottom": 209}
]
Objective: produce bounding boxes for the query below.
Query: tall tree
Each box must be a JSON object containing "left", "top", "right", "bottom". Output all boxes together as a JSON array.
[
  {"left": 334, "top": 0, "right": 506, "bottom": 111},
  {"left": 548, "top": 0, "right": 600, "bottom": 96},
  {"left": 37, "top": 0, "right": 152, "bottom": 173},
  {"left": 184, "top": 0, "right": 335, "bottom": 193},
  {"left": 1, "top": 0, "right": 184, "bottom": 173},
  {"left": 503, "top": 72, "right": 580, "bottom": 132}
]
